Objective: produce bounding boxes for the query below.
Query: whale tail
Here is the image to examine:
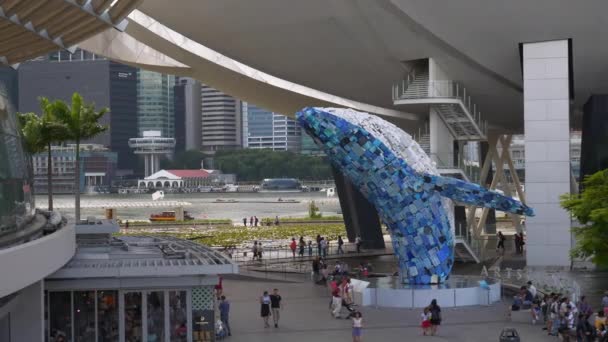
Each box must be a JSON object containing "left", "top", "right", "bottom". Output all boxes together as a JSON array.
[{"left": 424, "top": 174, "right": 534, "bottom": 216}]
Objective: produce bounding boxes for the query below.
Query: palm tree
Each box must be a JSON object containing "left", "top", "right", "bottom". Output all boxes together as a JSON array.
[
  {"left": 53, "top": 93, "right": 108, "bottom": 222},
  {"left": 17, "top": 98, "right": 69, "bottom": 211}
]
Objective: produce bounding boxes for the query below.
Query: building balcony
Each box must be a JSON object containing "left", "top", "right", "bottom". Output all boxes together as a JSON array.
[{"left": 0, "top": 221, "right": 75, "bottom": 298}]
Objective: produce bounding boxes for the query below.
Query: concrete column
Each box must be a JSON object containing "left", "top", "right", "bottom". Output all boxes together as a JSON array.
[
  {"left": 11, "top": 281, "right": 44, "bottom": 342},
  {"left": 144, "top": 155, "right": 149, "bottom": 177},
  {"left": 429, "top": 108, "right": 454, "bottom": 167},
  {"left": 332, "top": 165, "right": 384, "bottom": 249},
  {"left": 523, "top": 40, "right": 571, "bottom": 267}
]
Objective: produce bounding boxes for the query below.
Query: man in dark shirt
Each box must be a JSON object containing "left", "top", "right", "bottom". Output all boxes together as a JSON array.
[
  {"left": 218, "top": 295, "right": 231, "bottom": 336},
  {"left": 269, "top": 288, "right": 283, "bottom": 328}
]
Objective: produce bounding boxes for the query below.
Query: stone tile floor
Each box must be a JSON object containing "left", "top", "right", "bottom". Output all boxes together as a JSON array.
[{"left": 221, "top": 277, "right": 555, "bottom": 342}]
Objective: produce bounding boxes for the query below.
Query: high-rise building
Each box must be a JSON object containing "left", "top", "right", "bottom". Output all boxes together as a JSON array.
[
  {"left": 174, "top": 77, "right": 202, "bottom": 152},
  {"left": 31, "top": 144, "right": 117, "bottom": 194},
  {"left": 300, "top": 132, "right": 325, "bottom": 156},
  {"left": 242, "top": 102, "right": 301, "bottom": 151},
  {"left": 200, "top": 84, "right": 242, "bottom": 154},
  {"left": 18, "top": 51, "right": 138, "bottom": 173},
  {"left": 137, "top": 69, "right": 175, "bottom": 138}
]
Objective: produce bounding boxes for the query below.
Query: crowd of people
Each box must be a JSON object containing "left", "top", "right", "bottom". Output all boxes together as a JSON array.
[
  {"left": 496, "top": 230, "right": 525, "bottom": 255},
  {"left": 512, "top": 281, "right": 608, "bottom": 341},
  {"left": 242, "top": 215, "right": 281, "bottom": 227}
]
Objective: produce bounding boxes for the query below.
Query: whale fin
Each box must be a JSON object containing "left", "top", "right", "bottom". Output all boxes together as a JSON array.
[{"left": 424, "top": 174, "right": 534, "bottom": 216}]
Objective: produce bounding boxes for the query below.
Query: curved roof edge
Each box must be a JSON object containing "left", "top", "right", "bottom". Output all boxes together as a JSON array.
[{"left": 81, "top": 10, "right": 417, "bottom": 121}]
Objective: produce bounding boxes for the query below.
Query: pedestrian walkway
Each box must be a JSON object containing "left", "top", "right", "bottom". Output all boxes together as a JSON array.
[{"left": 221, "top": 277, "right": 555, "bottom": 341}]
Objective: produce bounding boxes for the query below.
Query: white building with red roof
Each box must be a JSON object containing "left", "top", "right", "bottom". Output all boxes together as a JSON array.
[{"left": 138, "top": 169, "right": 211, "bottom": 189}]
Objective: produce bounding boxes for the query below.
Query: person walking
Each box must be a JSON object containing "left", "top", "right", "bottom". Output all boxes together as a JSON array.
[
  {"left": 429, "top": 299, "right": 442, "bottom": 336},
  {"left": 258, "top": 243, "right": 264, "bottom": 260},
  {"left": 331, "top": 289, "right": 342, "bottom": 318},
  {"left": 602, "top": 291, "right": 608, "bottom": 316},
  {"left": 351, "top": 311, "right": 363, "bottom": 342},
  {"left": 269, "top": 288, "right": 283, "bottom": 328},
  {"left": 517, "top": 232, "right": 525, "bottom": 254},
  {"left": 218, "top": 295, "right": 231, "bottom": 336},
  {"left": 299, "top": 237, "right": 305, "bottom": 257},
  {"left": 320, "top": 238, "right": 328, "bottom": 258},
  {"left": 242, "top": 217, "right": 247, "bottom": 227},
  {"left": 337, "top": 236, "right": 344, "bottom": 254},
  {"left": 316, "top": 235, "right": 322, "bottom": 256},
  {"left": 289, "top": 238, "right": 297, "bottom": 258},
  {"left": 260, "top": 291, "right": 271, "bottom": 328},
  {"left": 355, "top": 235, "right": 362, "bottom": 253},
  {"left": 254, "top": 216, "right": 259, "bottom": 227},
  {"left": 497, "top": 231, "right": 506, "bottom": 255},
  {"left": 249, "top": 216, "right": 254, "bottom": 227},
  {"left": 252, "top": 241, "right": 258, "bottom": 261},
  {"left": 312, "top": 257, "right": 320, "bottom": 283}
]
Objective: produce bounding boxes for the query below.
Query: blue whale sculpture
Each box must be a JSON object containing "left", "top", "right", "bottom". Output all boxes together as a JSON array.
[{"left": 296, "top": 107, "right": 534, "bottom": 284}]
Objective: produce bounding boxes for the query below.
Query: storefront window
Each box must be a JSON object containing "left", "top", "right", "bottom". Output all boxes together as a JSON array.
[
  {"left": 49, "top": 292, "right": 72, "bottom": 341},
  {"left": 74, "top": 291, "right": 96, "bottom": 341},
  {"left": 124, "top": 292, "right": 142, "bottom": 342},
  {"left": 147, "top": 291, "right": 165, "bottom": 342},
  {"left": 169, "top": 291, "right": 187, "bottom": 342},
  {"left": 97, "top": 290, "right": 118, "bottom": 342}
]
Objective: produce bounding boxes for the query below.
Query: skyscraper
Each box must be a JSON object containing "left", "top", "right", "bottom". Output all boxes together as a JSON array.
[
  {"left": 242, "top": 102, "right": 301, "bottom": 151},
  {"left": 200, "top": 84, "right": 242, "bottom": 153},
  {"left": 18, "top": 51, "right": 138, "bottom": 173},
  {"left": 137, "top": 69, "right": 175, "bottom": 138},
  {"left": 174, "top": 77, "right": 202, "bottom": 153}
]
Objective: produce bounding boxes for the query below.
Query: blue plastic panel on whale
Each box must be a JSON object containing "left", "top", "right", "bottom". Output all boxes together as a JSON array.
[{"left": 296, "top": 107, "right": 534, "bottom": 284}]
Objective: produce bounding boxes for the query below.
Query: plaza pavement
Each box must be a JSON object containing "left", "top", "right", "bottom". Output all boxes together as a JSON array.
[{"left": 221, "top": 277, "right": 555, "bottom": 342}]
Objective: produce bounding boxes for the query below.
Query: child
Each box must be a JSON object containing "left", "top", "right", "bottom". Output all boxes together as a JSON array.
[
  {"left": 352, "top": 311, "right": 363, "bottom": 342},
  {"left": 531, "top": 300, "right": 541, "bottom": 324},
  {"left": 421, "top": 307, "right": 432, "bottom": 335},
  {"left": 308, "top": 241, "right": 313, "bottom": 256}
]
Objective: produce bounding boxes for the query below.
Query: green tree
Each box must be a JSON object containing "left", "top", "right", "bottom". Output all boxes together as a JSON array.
[
  {"left": 560, "top": 169, "right": 608, "bottom": 266},
  {"left": 17, "top": 98, "right": 69, "bottom": 210},
  {"left": 214, "top": 149, "right": 332, "bottom": 181},
  {"left": 53, "top": 93, "right": 108, "bottom": 222},
  {"left": 162, "top": 149, "right": 205, "bottom": 169}
]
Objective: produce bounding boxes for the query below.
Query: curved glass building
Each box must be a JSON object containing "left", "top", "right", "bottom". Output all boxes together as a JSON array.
[{"left": 0, "top": 83, "right": 35, "bottom": 244}]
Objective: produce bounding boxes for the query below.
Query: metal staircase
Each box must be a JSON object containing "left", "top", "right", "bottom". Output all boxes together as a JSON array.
[
  {"left": 393, "top": 72, "right": 487, "bottom": 141},
  {"left": 454, "top": 238, "right": 480, "bottom": 263}
]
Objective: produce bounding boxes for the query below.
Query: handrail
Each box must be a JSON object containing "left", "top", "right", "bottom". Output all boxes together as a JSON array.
[{"left": 393, "top": 80, "right": 488, "bottom": 138}]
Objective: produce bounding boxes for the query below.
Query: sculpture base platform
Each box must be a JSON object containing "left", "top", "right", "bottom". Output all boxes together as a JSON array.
[{"left": 351, "top": 275, "right": 501, "bottom": 308}]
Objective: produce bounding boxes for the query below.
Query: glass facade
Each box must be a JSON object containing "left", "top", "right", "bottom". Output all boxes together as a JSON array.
[
  {"left": 124, "top": 292, "right": 142, "bottom": 342},
  {"left": 97, "top": 291, "right": 119, "bottom": 341},
  {"left": 0, "top": 80, "right": 34, "bottom": 243},
  {"left": 243, "top": 103, "right": 301, "bottom": 151},
  {"left": 49, "top": 292, "right": 72, "bottom": 341},
  {"left": 169, "top": 291, "right": 187, "bottom": 342},
  {"left": 147, "top": 291, "right": 165, "bottom": 341},
  {"left": 74, "top": 291, "right": 96, "bottom": 341},
  {"left": 137, "top": 70, "right": 176, "bottom": 138}
]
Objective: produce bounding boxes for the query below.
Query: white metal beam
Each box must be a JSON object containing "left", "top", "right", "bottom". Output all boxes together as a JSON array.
[{"left": 62, "top": 0, "right": 129, "bottom": 31}]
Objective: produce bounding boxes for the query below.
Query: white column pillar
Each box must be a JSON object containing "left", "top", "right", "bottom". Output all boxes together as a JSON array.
[
  {"left": 145, "top": 155, "right": 150, "bottom": 177},
  {"left": 11, "top": 281, "right": 44, "bottom": 341},
  {"left": 429, "top": 107, "right": 454, "bottom": 167},
  {"left": 523, "top": 40, "right": 571, "bottom": 267}
]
